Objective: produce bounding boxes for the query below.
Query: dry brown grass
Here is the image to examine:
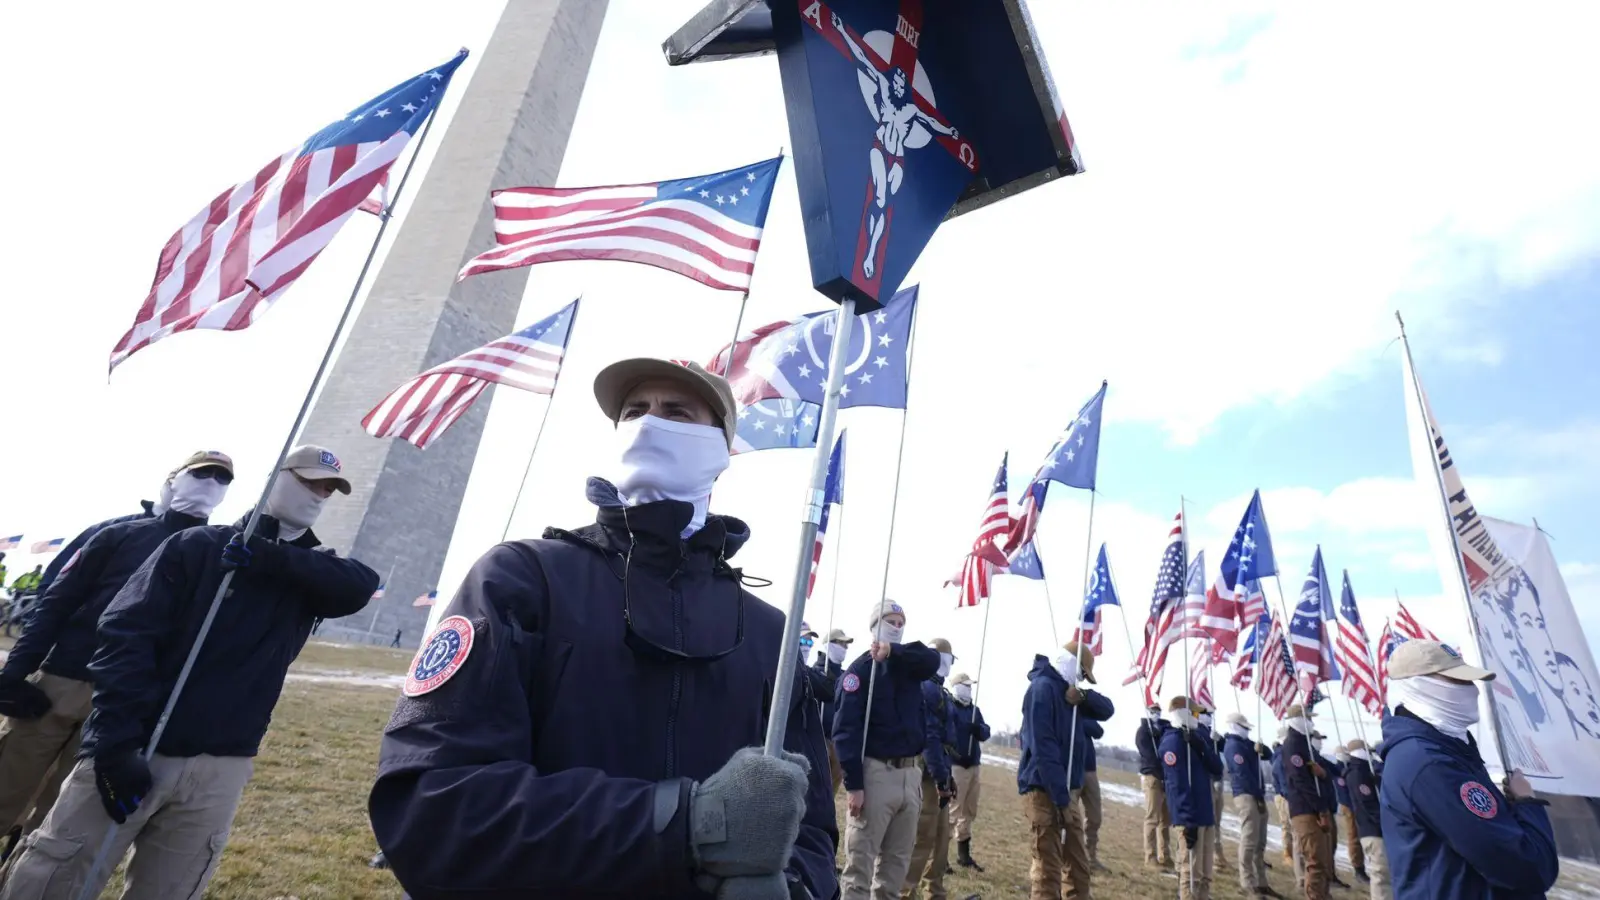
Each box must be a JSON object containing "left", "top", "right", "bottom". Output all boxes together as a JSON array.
[{"left": 291, "top": 641, "right": 414, "bottom": 676}]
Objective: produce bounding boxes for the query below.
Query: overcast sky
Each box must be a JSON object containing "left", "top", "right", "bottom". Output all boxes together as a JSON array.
[{"left": 4, "top": 1, "right": 1599, "bottom": 749}]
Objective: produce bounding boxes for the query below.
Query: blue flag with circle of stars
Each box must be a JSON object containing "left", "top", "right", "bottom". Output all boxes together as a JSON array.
[
  {"left": 1076, "top": 543, "right": 1120, "bottom": 651},
  {"left": 1027, "top": 381, "right": 1107, "bottom": 493},
  {"left": 1217, "top": 489, "right": 1279, "bottom": 594},
  {"left": 732, "top": 399, "right": 822, "bottom": 454}
]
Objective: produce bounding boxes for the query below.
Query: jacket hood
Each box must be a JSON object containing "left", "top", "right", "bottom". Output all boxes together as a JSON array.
[
  {"left": 548, "top": 477, "right": 752, "bottom": 575},
  {"left": 1028, "top": 654, "right": 1064, "bottom": 685}
]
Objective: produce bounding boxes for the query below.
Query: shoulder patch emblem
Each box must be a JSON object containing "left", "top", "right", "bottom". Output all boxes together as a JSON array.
[
  {"left": 1336, "top": 777, "right": 1346, "bottom": 787},
  {"left": 841, "top": 672, "right": 861, "bottom": 693},
  {"left": 1460, "top": 781, "right": 1498, "bottom": 819},
  {"left": 1233, "top": 752, "right": 1245, "bottom": 765},
  {"left": 403, "top": 615, "right": 474, "bottom": 697},
  {"left": 1290, "top": 754, "right": 1304, "bottom": 768},
  {"left": 1163, "top": 751, "right": 1177, "bottom": 766},
  {"left": 1358, "top": 783, "right": 1372, "bottom": 796}
]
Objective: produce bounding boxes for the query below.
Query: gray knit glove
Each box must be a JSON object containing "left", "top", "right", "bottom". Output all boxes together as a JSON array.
[
  {"left": 715, "top": 873, "right": 799, "bottom": 900},
  {"left": 690, "top": 748, "right": 810, "bottom": 889}
]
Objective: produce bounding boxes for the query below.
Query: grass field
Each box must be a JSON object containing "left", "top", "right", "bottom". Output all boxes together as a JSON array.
[{"left": 69, "top": 641, "right": 1600, "bottom": 898}]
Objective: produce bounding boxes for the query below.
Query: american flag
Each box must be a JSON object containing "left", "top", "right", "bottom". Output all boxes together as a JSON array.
[
  {"left": 0, "top": 536, "right": 20, "bottom": 551},
  {"left": 806, "top": 430, "right": 848, "bottom": 599},
  {"left": 109, "top": 52, "right": 467, "bottom": 372},
  {"left": 1073, "top": 544, "right": 1120, "bottom": 654},
  {"left": 1238, "top": 579, "right": 1266, "bottom": 630},
  {"left": 413, "top": 591, "right": 437, "bottom": 607},
  {"left": 1335, "top": 571, "right": 1383, "bottom": 717},
  {"left": 458, "top": 157, "right": 783, "bottom": 292},
  {"left": 1199, "top": 550, "right": 1241, "bottom": 653},
  {"left": 1232, "top": 622, "right": 1259, "bottom": 690},
  {"left": 363, "top": 298, "right": 579, "bottom": 449},
  {"left": 1395, "top": 601, "right": 1439, "bottom": 641},
  {"left": 1289, "top": 547, "right": 1342, "bottom": 697},
  {"left": 29, "top": 539, "right": 64, "bottom": 554},
  {"left": 952, "top": 454, "right": 1014, "bottom": 608},
  {"left": 1375, "top": 620, "right": 1406, "bottom": 708},
  {"left": 1126, "top": 511, "right": 1187, "bottom": 706},
  {"left": 371, "top": 584, "right": 386, "bottom": 601},
  {"left": 1258, "top": 610, "right": 1298, "bottom": 717},
  {"left": 1189, "top": 641, "right": 1215, "bottom": 710}
]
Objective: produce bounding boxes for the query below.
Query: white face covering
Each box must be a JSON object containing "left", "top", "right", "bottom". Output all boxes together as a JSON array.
[
  {"left": 1286, "top": 716, "right": 1312, "bottom": 735},
  {"left": 612, "top": 415, "right": 730, "bottom": 537},
  {"left": 1390, "top": 674, "right": 1481, "bottom": 741},
  {"left": 166, "top": 471, "right": 228, "bottom": 518},
  {"left": 152, "top": 479, "right": 175, "bottom": 516},
  {"left": 1053, "top": 652, "right": 1081, "bottom": 685},
  {"left": 874, "top": 622, "right": 905, "bottom": 645},
  {"left": 1336, "top": 750, "right": 1350, "bottom": 763},
  {"left": 827, "top": 643, "right": 848, "bottom": 665},
  {"left": 1169, "top": 707, "right": 1197, "bottom": 730},
  {"left": 1230, "top": 723, "right": 1251, "bottom": 739},
  {"left": 953, "top": 683, "right": 973, "bottom": 704},
  {"left": 1352, "top": 748, "right": 1372, "bottom": 762},
  {"left": 266, "top": 475, "right": 328, "bottom": 541},
  {"left": 1198, "top": 713, "right": 1214, "bottom": 729},
  {"left": 937, "top": 653, "right": 953, "bottom": 680},
  {"left": 1312, "top": 737, "right": 1325, "bottom": 753}
]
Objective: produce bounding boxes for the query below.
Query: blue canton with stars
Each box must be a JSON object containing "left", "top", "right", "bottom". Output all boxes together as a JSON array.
[
  {"left": 1292, "top": 546, "right": 1343, "bottom": 682},
  {"left": 511, "top": 297, "right": 578, "bottom": 347},
  {"left": 1083, "top": 543, "right": 1121, "bottom": 619},
  {"left": 302, "top": 50, "right": 467, "bottom": 156},
  {"left": 1338, "top": 570, "right": 1366, "bottom": 636},
  {"left": 1028, "top": 382, "right": 1106, "bottom": 493},
  {"left": 733, "top": 399, "right": 821, "bottom": 454},
  {"left": 1007, "top": 535, "right": 1044, "bottom": 580},
  {"left": 658, "top": 157, "right": 784, "bottom": 230},
  {"left": 1219, "top": 489, "right": 1279, "bottom": 593}
]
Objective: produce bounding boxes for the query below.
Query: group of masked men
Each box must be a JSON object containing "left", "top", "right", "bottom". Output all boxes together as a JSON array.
[{"left": 0, "top": 444, "right": 377, "bottom": 898}]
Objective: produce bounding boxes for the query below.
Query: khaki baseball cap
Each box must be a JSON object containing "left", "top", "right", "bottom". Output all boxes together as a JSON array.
[
  {"left": 1285, "top": 703, "right": 1305, "bottom": 719},
  {"left": 929, "top": 637, "right": 954, "bottom": 655},
  {"left": 1063, "top": 640, "right": 1097, "bottom": 683},
  {"left": 798, "top": 621, "right": 819, "bottom": 639},
  {"left": 1224, "top": 712, "right": 1251, "bottom": 730},
  {"left": 949, "top": 672, "right": 975, "bottom": 687},
  {"left": 593, "top": 358, "right": 737, "bottom": 447},
  {"left": 1388, "top": 640, "right": 1493, "bottom": 682},
  {"left": 173, "top": 450, "right": 234, "bottom": 477},
  {"left": 282, "top": 445, "right": 351, "bottom": 495},
  {"left": 869, "top": 600, "right": 906, "bottom": 630},
  {"left": 826, "top": 628, "right": 854, "bottom": 645},
  {"left": 1346, "top": 739, "right": 1367, "bottom": 752}
]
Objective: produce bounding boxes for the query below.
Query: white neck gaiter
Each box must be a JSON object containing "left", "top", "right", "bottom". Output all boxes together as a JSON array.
[
  {"left": 937, "top": 653, "right": 953, "bottom": 680},
  {"left": 1286, "top": 716, "right": 1312, "bottom": 735},
  {"left": 166, "top": 472, "right": 227, "bottom": 518},
  {"left": 827, "top": 643, "right": 848, "bottom": 665},
  {"left": 1198, "top": 713, "right": 1214, "bottom": 729},
  {"left": 612, "top": 415, "right": 729, "bottom": 538},
  {"left": 953, "top": 683, "right": 973, "bottom": 704},
  {"left": 266, "top": 475, "right": 327, "bottom": 543},
  {"left": 1169, "top": 708, "right": 1197, "bottom": 730},
  {"left": 152, "top": 479, "right": 175, "bottom": 516},
  {"left": 1352, "top": 749, "right": 1372, "bottom": 762},
  {"left": 1390, "top": 675, "right": 1481, "bottom": 741},
  {"left": 1053, "top": 652, "right": 1081, "bottom": 685},
  {"left": 874, "top": 622, "right": 905, "bottom": 645},
  {"left": 1230, "top": 724, "right": 1251, "bottom": 739}
]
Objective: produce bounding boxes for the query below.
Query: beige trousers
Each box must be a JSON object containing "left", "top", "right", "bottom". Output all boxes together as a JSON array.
[
  {"left": 1231, "top": 794, "right": 1268, "bottom": 892},
  {"left": 1140, "top": 774, "right": 1171, "bottom": 866},
  {"left": 842, "top": 759, "right": 923, "bottom": 900},
  {"left": 1290, "top": 813, "right": 1330, "bottom": 900},
  {"left": 1343, "top": 808, "right": 1366, "bottom": 871},
  {"left": 1173, "top": 824, "right": 1215, "bottom": 900},
  {"left": 903, "top": 775, "right": 952, "bottom": 900},
  {"left": 1078, "top": 771, "right": 1102, "bottom": 865},
  {"left": 1275, "top": 795, "right": 1294, "bottom": 863},
  {"left": 1210, "top": 779, "right": 1224, "bottom": 863},
  {"left": 1022, "top": 788, "right": 1092, "bottom": 900},
  {"left": 1360, "top": 836, "right": 1392, "bottom": 900},
  {"left": 0, "top": 675, "right": 93, "bottom": 836},
  {"left": 949, "top": 765, "right": 980, "bottom": 842},
  {"left": 0, "top": 754, "right": 253, "bottom": 900}
]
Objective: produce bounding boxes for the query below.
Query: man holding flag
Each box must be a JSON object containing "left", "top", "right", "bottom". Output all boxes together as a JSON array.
[{"left": 947, "top": 672, "right": 989, "bottom": 873}]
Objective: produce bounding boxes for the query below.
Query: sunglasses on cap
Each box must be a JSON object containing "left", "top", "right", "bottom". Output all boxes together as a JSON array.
[{"left": 189, "top": 466, "right": 233, "bottom": 485}]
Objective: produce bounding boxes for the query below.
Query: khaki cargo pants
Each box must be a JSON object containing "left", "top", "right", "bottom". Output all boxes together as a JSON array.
[
  {"left": 1359, "top": 836, "right": 1391, "bottom": 900},
  {"left": 903, "top": 774, "right": 952, "bottom": 900},
  {"left": 1077, "top": 771, "right": 1102, "bottom": 866},
  {"left": 1172, "top": 824, "right": 1215, "bottom": 900},
  {"left": 1290, "top": 813, "right": 1330, "bottom": 900},
  {"left": 841, "top": 757, "right": 923, "bottom": 900},
  {"left": 1140, "top": 774, "right": 1171, "bottom": 866},
  {"left": 1231, "top": 794, "right": 1268, "bottom": 893},
  {"left": 0, "top": 754, "right": 252, "bottom": 900},
  {"left": 949, "top": 764, "right": 980, "bottom": 842},
  {"left": 0, "top": 675, "right": 94, "bottom": 836},
  {"left": 1022, "top": 787, "right": 1092, "bottom": 900},
  {"left": 1209, "top": 779, "right": 1225, "bottom": 865}
]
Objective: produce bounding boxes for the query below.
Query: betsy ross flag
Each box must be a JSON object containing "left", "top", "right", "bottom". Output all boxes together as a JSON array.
[
  {"left": 951, "top": 454, "right": 1014, "bottom": 607},
  {"left": 371, "top": 584, "right": 387, "bottom": 601},
  {"left": 1204, "top": 490, "right": 1279, "bottom": 653},
  {"left": 110, "top": 52, "right": 467, "bottom": 372},
  {"left": 364, "top": 298, "right": 579, "bottom": 449},
  {"left": 459, "top": 157, "right": 783, "bottom": 292},
  {"left": 30, "top": 539, "right": 64, "bottom": 554},
  {"left": 1232, "top": 622, "right": 1259, "bottom": 690},
  {"left": 0, "top": 536, "right": 20, "bottom": 551},
  {"left": 1258, "top": 609, "right": 1298, "bottom": 717},
  {"left": 1290, "top": 547, "right": 1342, "bottom": 696},
  {"left": 413, "top": 591, "right": 437, "bottom": 607},
  {"left": 1072, "top": 544, "right": 1120, "bottom": 655},
  {"left": 1395, "top": 601, "right": 1439, "bottom": 641},
  {"left": 1335, "top": 571, "right": 1383, "bottom": 717},
  {"left": 806, "top": 430, "right": 848, "bottom": 599},
  {"left": 1126, "top": 511, "right": 1187, "bottom": 706},
  {"left": 1189, "top": 640, "right": 1215, "bottom": 710}
]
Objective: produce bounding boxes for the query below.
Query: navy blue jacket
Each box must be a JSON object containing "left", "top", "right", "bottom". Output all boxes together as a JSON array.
[
  {"left": 1281, "top": 729, "right": 1324, "bottom": 817},
  {"left": 812, "top": 651, "right": 843, "bottom": 736},
  {"left": 1017, "top": 656, "right": 1113, "bottom": 806},
  {"left": 833, "top": 641, "right": 940, "bottom": 793},
  {"left": 919, "top": 679, "right": 954, "bottom": 786},
  {"left": 1315, "top": 753, "right": 1339, "bottom": 814},
  {"left": 1224, "top": 734, "right": 1270, "bottom": 799},
  {"left": 1084, "top": 720, "right": 1103, "bottom": 773},
  {"left": 35, "top": 501, "right": 154, "bottom": 599},
  {"left": 3, "top": 509, "right": 207, "bottom": 684},
  {"left": 1135, "top": 717, "right": 1161, "bottom": 776},
  {"left": 370, "top": 484, "right": 839, "bottom": 900},
  {"left": 1344, "top": 756, "right": 1381, "bottom": 838},
  {"left": 1158, "top": 721, "right": 1223, "bottom": 827},
  {"left": 83, "top": 515, "right": 375, "bottom": 759},
  {"left": 949, "top": 699, "right": 990, "bottom": 768},
  {"left": 1380, "top": 709, "right": 1558, "bottom": 900},
  {"left": 1333, "top": 758, "right": 1352, "bottom": 809}
]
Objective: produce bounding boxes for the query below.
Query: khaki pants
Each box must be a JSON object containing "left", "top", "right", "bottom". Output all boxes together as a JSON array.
[
  {"left": 949, "top": 765, "right": 980, "bottom": 842},
  {"left": 1172, "top": 824, "right": 1214, "bottom": 900},
  {"left": 828, "top": 740, "right": 844, "bottom": 797},
  {"left": 1290, "top": 814, "right": 1330, "bottom": 900},
  {"left": 842, "top": 759, "right": 923, "bottom": 900},
  {"left": 1360, "top": 836, "right": 1391, "bottom": 900},
  {"left": 1231, "top": 794, "right": 1267, "bottom": 893},
  {"left": 1022, "top": 788, "right": 1093, "bottom": 900},
  {"left": 1140, "top": 774, "right": 1171, "bottom": 866},
  {"left": 1078, "top": 771, "right": 1102, "bottom": 865},
  {"left": 1343, "top": 808, "right": 1365, "bottom": 871},
  {"left": 1275, "top": 796, "right": 1294, "bottom": 863},
  {"left": 0, "top": 754, "right": 252, "bottom": 900},
  {"left": 0, "top": 675, "right": 93, "bottom": 835},
  {"left": 903, "top": 775, "right": 952, "bottom": 900},
  {"left": 1210, "top": 779, "right": 1224, "bottom": 864}
]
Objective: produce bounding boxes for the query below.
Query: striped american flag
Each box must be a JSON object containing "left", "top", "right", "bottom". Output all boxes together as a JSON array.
[
  {"left": 413, "top": 591, "right": 437, "bottom": 607},
  {"left": 0, "top": 536, "right": 20, "bottom": 551},
  {"left": 29, "top": 539, "right": 64, "bottom": 554},
  {"left": 1395, "top": 601, "right": 1439, "bottom": 641},
  {"left": 954, "top": 454, "right": 1013, "bottom": 608},
  {"left": 1375, "top": 619, "right": 1404, "bottom": 708},
  {"left": 364, "top": 298, "right": 579, "bottom": 450},
  {"left": 1238, "top": 579, "right": 1266, "bottom": 630},
  {"left": 1127, "top": 511, "right": 1187, "bottom": 705},
  {"left": 109, "top": 52, "right": 466, "bottom": 372},
  {"left": 1335, "top": 571, "right": 1383, "bottom": 717},
  {"left": 458, "top": 157, "right": 783, "bottom": 292},
  {"left": 1258, "top": 612, "right": 1298, "bottom": 717},
  {"left": 371, "top": 584, "right": 386, "bottom": 601},
  {"left": 1231, "top": 622, "right": 1259, "bottom": 690},
  {"left": 1189, "top": 640, "right": 1215, "bottom": 709},
  {"left": 805, "top": 431, "right": 848, "bottom": 599}
]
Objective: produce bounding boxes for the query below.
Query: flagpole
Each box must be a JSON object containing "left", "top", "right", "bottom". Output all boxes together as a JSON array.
[
  {"left": 1062, "top": 488, "right": 1099, "bottom": 802},
  {"left": 1034, "top": 533, "right": 1062, "bottom": 648},
  {"left": 366, "top": 561, "right": 398, "bottom": 635},
  {"left": 1395, "top": 310, "right": 1514, "bottom": 774},
  {"left": 498, "top": 301, "right": 581, "bottom": 543},
  {"left": 968, "top": 590, "right": 994, "bottom": 759},
  {"left": 822, "top": 504, "right": 849, "bottom": 651},
  {"left": 75, "top": 97, "right": 449, "bottom": 900}
]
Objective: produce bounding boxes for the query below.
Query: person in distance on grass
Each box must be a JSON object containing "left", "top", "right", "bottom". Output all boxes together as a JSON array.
[
  {"left": 0, "top": 445, "right": 376, "bottom": 900},
  {"left": 1270, "top": 727, "right": 1294, "bottom": 868},
  {"left": 902, "top": 637, "right": 957, "bottom": 900},
  {"left": 813, "top": 627, "right": 854, "bottom": 796},
  {"left": 1281, "top": 703, "right": 1330, "bottom": 900},
  {"left": 370, "top": 358, "right": 838, "bottom": 900},
  {"left": 1135, "top": 703, "right": 1174, "bottom": 870},
  {"left": 834, "top": 600, "right": 939, "bottom": 900},
  {"left": 1378, "top": 640, "right": 1559, "bottom": 900},
  {"left": 946, "top": 671, "right": 989, "bottom": 873},
  {"left": 0, "top": 451, "right": 233, "bottom": 861},
  {"left": 1159, "top": 696, "right": 1223, "bottom": 900},
  {"left": 1221, "top": 712, "right": 1279, "bottom": 898},
  {"left": 1333, "top": 743, "right": 1368, "bottom": 884},
  {"left": 1341, "top": 740, "right": 1388, "bottom": 900},
  {"left": 1310, "top": 728, "right": 1348, "bottom": 891},
  {"left": 1197, "top": 704, "right": 1226, "bottom": 869}
]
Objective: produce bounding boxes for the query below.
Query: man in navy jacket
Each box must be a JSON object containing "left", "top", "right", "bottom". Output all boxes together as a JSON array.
[
  {"left": 946, "top": 672, "right": 989, "bottom": 872},
  {"left": 1342, "top": 740, "right": 1386, "bottom": 900},
  {"left": 1159, "top": 696, "right": 1223, "bottom": 900},
  {"left": 1379, "top": 640, "right": 1558, "bottom": 900},
  {"left": 1222, "top": 712, "right": 1278, "bottom": 898},
  {"left": 813, "top": 627, "right": 854, "bottom": 795},
  {"left": 1136, "top": 706, "right": 1173, "bottom": 869},
  {"left": 902, "top": 636, "right": 957, "bottom": 900}
]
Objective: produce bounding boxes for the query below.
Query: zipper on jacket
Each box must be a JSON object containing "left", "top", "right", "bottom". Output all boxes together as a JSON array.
[{"left": 664, "top": 574, "right": 685, "bottom": 779}]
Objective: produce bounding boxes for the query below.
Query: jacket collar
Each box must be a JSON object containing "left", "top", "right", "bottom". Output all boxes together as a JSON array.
[
  {"left": 1387, "top": 704, "right": 1483, "bottom": 762},
  {"left": 140, "top": 499, "right": 156, "bottom": 516},
  {"left": 230, "top": 514, "right": 320, "bottom": 549},
  {"left": 1028, "top": 654, "right": 1064, "bottom": 686},
  {"left": 549, "top": 477, "right": 751, "bottom": 577},
  {"left": 158, "top": 509, "right": 209, "bottom": 530}
]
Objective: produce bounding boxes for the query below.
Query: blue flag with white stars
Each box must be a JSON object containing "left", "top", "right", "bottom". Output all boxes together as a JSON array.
[
  {"left": 1218, "top": 489, "right": 1279, "bottom": 594},
  {"left": 1290, "top": 546, "right": 1342, "bottom": 686},
  {"left": 824, "top": 428, "right": 847, "bottom": 506},
  {"left": 1027, "top": 381, "right": 1107, "bottom": 493},
  {"left": 732, "top": 400, "right": 821, "bottom": 454},
  {"left": 1007, "top": 535, "right": 1045, "bottom": 580},
  {"left": 1084, "top": 543, "right": 1120, "bottom": 612}
]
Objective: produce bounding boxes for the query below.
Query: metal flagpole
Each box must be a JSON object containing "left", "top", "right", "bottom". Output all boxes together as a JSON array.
[
  {"left": 1036, "top": 533, "right": 1063, "bottom": 649},
  {"left": 968, "top": 590, "right": 994, "bottom": 759},
  {"left": 75, "top": 98, "right": 450, "bottom": 900},
  {"left": 1178, "top": 494, "right": 1195, "bottom": 898},
  {"left": 821, "top": 504, "right": 849, "bottom": 655},
  {"left": 1395, "top": 311, "right": 1515, "bottom": 773},
  {"left": 499, "top": 300, "right": 581, "bottom": 543},
  {"left": 1062, "top": 490, "right": 1099, "bottom": 811}
]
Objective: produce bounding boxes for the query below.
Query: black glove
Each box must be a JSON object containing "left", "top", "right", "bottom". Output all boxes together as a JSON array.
[
  {"left": 220, "top": 533, "right": 253, "bottom": 571},
  {"left": 1183, "top": 826, "right": 1198, "bottom": 849},
  {"left": 0, "top": 678, "right": 51, "bottom": 720},
  {"left": 94, "top": 750, "right": 152, "bottom": 825}
]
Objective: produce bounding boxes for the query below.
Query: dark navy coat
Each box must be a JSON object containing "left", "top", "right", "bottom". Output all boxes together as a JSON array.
[
  {"left": 812, "top": 651, "right": 843, "bottom": 736},
  {"left": 1135, "top": 717, "right": 1161, "bottom": 776},
  {"left": 919, "top": 678, "right": 954, "bottom": 787},
  {"left": 83, "top": 514, "right": 375, "bottom": 759},
  {"left": 1017, "top": 656, "right": 1113, "bottom": 807},
  {"left": 1344, "top": 756, "right": 1381, "bottom": 839},
  {"left": 949, "top": 699, "right": 989, "bottom": 768},
  {"left": 2, "top": 509, "right": 207, "bottom": 684},
  {"left": 370, "top": 486, "right": 838, "bottom": 900},
  {"left": 1281, "top": 728, "right": 1324, "bottom": 817},
  {"left": 1270, "top": 745, "right": 1287, "bottom": 797},
  {"left": 1315, "top": 753, "right": 1339, "bottom": 814},
  {"left": 1333, "top": 758, "right": 1352, "bottom": 809},
  {"left": 1158, "top": 721, "right": 1223, "bottom": 827},
  {"left": 35, "top": 501, "right": 154, "bottom": 599},
  {"left": 1083, "top": 719, "right": 1103, "bottom": 773},
  {"left": 1380, "top": 709, "right": 1558, "bottom": 900},
  {"left": 1224, "top": 734, "right": 1270, "bottom": 799},
  {"left": 833, "top": 640, "right": 940, "bottom": 792}
]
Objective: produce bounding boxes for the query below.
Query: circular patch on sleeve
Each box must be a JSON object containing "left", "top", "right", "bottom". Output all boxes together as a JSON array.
[
  {"left": 1336, "top": 777, "right": 1346, "bottom": 787},
  {"left": 1233, "top": 753, "right": 1245, "bottom": 765},
  {"left": 1290, "top": 754, "right": 1304, "bottom": 768},
  {"left": 841, "top": 672, "right": 861, "bottom": 693},
  {"left": 1460, "top": 781, "right": 1498, "bottom": 819},
  {"left": 1163, "top": 751, "right": 1177, "bottom": 766},
  {"left": 1358, "top": 784, "right": 1372, "bottom": 797},
  {"left": 403, "top": 615, "right": 474, "bottom": 697}
]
